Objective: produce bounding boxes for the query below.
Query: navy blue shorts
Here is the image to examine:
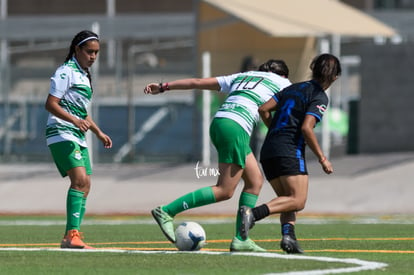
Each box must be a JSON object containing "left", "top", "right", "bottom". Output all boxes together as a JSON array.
[{"left": 260, "top": 157, "right": 308, "bottom": 181}]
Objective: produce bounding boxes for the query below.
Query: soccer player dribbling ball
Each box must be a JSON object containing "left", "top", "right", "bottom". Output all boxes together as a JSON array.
[
  {"left": 45, "top": 30, "right": 112, "bottom": 249},
  {"left": 144, "top": 59, "right": 292, "bottom": 252}
]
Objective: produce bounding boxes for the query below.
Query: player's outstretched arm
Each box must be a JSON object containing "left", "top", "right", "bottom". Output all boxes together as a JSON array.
[{"left": 144, "top": 77, "right": 220, "bottom": 95}]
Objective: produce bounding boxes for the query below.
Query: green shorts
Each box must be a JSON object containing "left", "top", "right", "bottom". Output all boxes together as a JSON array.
[
  {"left": 209, "top": 118, "right": 251, "bottom": 168},
  {"left": 48, "top": 141, "right": 92, "bottom": 177}
]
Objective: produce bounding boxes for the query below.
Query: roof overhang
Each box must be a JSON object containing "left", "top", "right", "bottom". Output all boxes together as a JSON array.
[{"left": 201, "top": 0, "right": 397, "bottom": 38}]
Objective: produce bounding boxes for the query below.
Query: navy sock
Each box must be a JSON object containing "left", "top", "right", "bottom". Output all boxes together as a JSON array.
[{"left": 281, "top": 223, "right": 297, "bottom": 239}]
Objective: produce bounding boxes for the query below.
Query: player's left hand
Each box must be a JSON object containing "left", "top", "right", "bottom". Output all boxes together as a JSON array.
[{"left": 97, "top": 133, "right": 112, "bottom": 149}]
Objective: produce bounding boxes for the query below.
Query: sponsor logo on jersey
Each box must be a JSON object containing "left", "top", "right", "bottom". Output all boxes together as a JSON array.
[{"left": 317, "top": 104, "right": 327, "bottom": 114}]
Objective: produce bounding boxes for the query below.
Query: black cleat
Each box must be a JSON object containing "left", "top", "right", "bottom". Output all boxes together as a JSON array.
[
  {"left": 280, "top": 235, "right": 304, "bottom": 254},
  {"left": 239, "top": 206, "right": 255, "bottom": 240}
]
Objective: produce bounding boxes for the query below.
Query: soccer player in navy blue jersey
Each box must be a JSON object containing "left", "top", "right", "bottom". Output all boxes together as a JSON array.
[{"left": 240, "top": 54, "right": 341, "bottom": 254}]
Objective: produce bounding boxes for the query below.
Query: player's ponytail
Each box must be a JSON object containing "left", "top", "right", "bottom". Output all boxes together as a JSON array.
[{"left": 310, "top": 54, "right": 341, "bottom": 90}]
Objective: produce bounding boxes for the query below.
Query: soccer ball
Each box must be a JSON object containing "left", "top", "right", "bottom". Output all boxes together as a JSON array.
[{"left": 174, "top": 221, "right": 206, "bottom": 251}]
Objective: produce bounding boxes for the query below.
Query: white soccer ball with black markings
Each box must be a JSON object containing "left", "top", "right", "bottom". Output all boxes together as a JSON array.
[{"left": 174, "top": 221, "right": 206, "bottom": 251}]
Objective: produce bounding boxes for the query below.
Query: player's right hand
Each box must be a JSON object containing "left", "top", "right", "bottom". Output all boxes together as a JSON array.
[{"left": 144, "top": 83, "right": 161, "bottom": 95}]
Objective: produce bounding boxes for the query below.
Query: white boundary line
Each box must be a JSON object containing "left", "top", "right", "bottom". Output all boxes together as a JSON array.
[
  {"left": 1, "top": 215, "right": 414, "bottom": 226},
  {"left": 0, "top": 248, "right": 387, "bottom": 275}
]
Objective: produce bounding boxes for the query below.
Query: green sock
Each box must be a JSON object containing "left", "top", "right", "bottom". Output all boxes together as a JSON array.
[
  {"left": 79, "top": 197, "right": 87, "bottom": 225},
  {"left": 236, "top": 192, "right": 258, "bottom": 241},
  {"left": 65, "top": 188, "right": 84, "bottom": 233},
  {"left": 162, "top": 186, "right": 216, "bottom": 217}
]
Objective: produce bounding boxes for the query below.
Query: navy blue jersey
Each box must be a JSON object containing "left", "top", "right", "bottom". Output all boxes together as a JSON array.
[{"left": 260, "top": 80, "right": 328, "bottom": 161}]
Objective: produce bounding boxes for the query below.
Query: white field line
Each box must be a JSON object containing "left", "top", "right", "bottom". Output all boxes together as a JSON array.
[
  {"left": 0, "top": 218, "right": 397, "bottom": 274},
  {"left": 0, "top": 248, "right": 387, "bottom": 275},
  {"left": 0, "top": 216, "right": 413, "bottom": 226}
]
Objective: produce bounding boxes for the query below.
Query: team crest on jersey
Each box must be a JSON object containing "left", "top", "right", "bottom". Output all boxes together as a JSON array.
[
  {"left": 317, "top": 104, "right": 327, "bottom": 114},
  {"left": 73, "top": 150, "right": 82, "bottom": 160}
]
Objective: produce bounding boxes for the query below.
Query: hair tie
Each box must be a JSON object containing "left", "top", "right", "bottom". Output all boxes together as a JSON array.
[{"left": 77, "top": 36, "right": 99, "bottom": 46}]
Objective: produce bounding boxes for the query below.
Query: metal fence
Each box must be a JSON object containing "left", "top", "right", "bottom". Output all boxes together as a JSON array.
[{"left": 0, "top": 14, "right": 202, "bottom": 163}]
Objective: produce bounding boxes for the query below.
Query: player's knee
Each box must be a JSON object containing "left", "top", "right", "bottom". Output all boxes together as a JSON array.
[
  {"left": 294, "top": 199, "right": 306, "bottom": 211},
  {"left": 242, "top": 176, "right": 263, "bottom": 194},
  {"left": 71, "top": 176, "right": 90, "bottom": 191}
]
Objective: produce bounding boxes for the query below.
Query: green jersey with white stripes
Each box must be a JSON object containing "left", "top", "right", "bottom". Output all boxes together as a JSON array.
[
  {"left": 215, "top": 71, "right": 291, "bottom": 135},
  {"left": 46, "top": 57, "right": 92, "bottom": 147}
]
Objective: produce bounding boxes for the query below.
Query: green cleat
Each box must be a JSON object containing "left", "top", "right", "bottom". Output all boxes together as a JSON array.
[
  {"left": 230, "top": 237, "right": 266, "bottom": 252},
  {"left": 151, "top": 206, "right": 176, "bottom": 243}
]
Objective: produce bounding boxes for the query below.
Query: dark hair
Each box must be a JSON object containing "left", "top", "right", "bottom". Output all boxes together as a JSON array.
[
  {"left": 240, "top": 55, "right": 257, "bottom": 72},
  {"left": 310, "top": 54, "right": 341, "bottom": 90},
  {"left": 64, "top": 30, "right": 99, "bottom": 62},
  {"left": 258, "top": 59, "right": 289, "bottom": 78}
]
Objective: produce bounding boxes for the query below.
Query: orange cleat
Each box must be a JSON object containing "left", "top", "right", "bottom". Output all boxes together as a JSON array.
[{"left": 60, "top": 229, "right": 94, "bottom": 249}]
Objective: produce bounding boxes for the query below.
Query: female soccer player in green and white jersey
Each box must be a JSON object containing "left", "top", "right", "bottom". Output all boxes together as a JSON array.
[
  {"left": 144, "top": 59, "right": 291, "bottom": 252},
  {"left": 45, "top": 30, "right": 112, "bottom": 249}
]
